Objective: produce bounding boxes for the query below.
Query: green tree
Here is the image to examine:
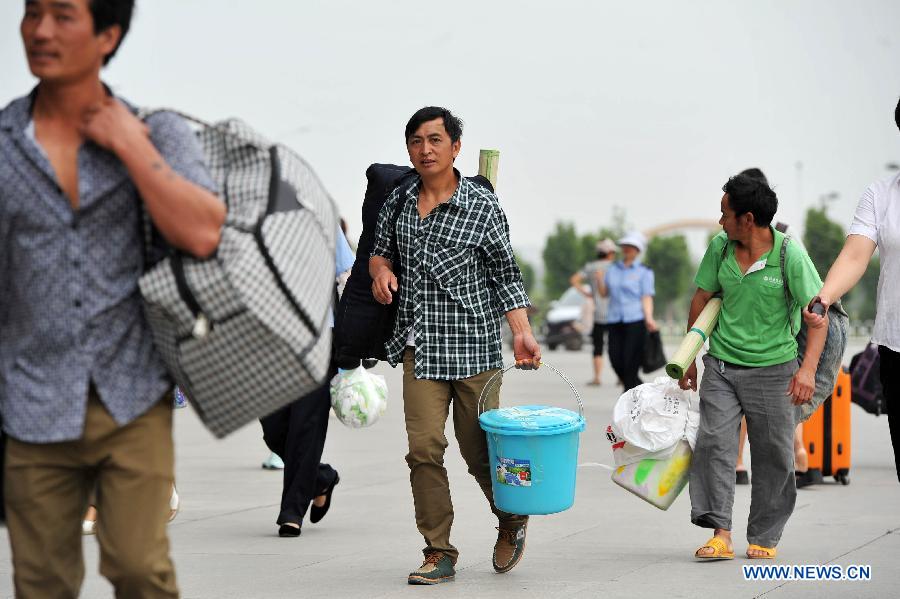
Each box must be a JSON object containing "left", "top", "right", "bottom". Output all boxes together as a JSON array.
[
  {"left": 644, "top": 234, "right": 693, "bottom": 320},
  {"left": 609, "top": 205, "right": 629, "bottom": 239},
  {"left": 803, "top": 207, "right": 845, "bottom": 279},
  {"left": 578, "top": 232, "right": 599, "bottom": 267},
  {"left": 515, "top": 252, "right": 536, "bottom": 296},
  {"left": 542, "top": 222, "right": 582, "bottom": 298}
]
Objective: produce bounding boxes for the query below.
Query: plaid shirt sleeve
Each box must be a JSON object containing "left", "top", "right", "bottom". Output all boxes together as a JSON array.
[
  {"left": 481, "top": 203, "right": 530, "bottom": 313},
  {"left": 371, "top": 187, "right": 399, "bottom": 262}
]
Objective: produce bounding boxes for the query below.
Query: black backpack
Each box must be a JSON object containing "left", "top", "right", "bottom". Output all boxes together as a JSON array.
[
  {"left": 849, "top": 343, "right": 884, "bottom": 416},
  {"left": 333, "top": 164, "right": 493, "bottom": 364}
]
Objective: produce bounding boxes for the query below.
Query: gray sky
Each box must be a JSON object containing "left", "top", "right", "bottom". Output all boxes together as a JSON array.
[{"left": 2, "top": 0, "right": 898, "bottom": 261}]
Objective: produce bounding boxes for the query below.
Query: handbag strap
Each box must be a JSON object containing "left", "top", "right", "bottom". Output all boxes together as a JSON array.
[{"left": 388, "top": 172, "right": 417, "bottom": 277}]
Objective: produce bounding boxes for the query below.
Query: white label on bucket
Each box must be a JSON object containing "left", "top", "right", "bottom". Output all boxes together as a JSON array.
[{"left": 496, "top": 457, "right": 532, "bottom": 487}]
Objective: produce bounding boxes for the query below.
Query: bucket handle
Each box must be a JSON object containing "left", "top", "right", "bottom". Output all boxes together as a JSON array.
[{"left": 477, "top": 361, "right": 584, "bottom": 419}]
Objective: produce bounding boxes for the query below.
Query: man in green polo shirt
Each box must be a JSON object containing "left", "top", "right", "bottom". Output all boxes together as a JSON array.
[{"left": 678, "top": 173, "right": 827, "bottom": 561}]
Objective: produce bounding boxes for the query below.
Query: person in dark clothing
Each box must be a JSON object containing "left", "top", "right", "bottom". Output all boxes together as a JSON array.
[
  {"left": 260, "top": 360, "right": 340, "bottom": 536},
  {"left": 258, "top": 227, "right": 355, "bottom": 536}
]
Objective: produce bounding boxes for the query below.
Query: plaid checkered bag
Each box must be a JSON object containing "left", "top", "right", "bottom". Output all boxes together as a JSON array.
[{"left": 138, "top": 110, "right": 337, "bottom": 438}]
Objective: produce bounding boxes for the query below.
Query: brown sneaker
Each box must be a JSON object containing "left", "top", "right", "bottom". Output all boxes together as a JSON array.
[
  {"left": 493, "top": 519, "right": 528, "bottom": 573},
  {"left": 407, "top": 551, "right": 455, "bottom": 585}
]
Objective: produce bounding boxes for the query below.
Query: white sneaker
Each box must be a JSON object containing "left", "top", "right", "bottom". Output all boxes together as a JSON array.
[
  {"left": 168, "top": 487, "right": 180, "bottom": 523},
  {"left": 262, "top": 452, "right": 285, "bottom": 470},
  {"left": 82, "top": 518, "right": 96, "bottom": 535}
]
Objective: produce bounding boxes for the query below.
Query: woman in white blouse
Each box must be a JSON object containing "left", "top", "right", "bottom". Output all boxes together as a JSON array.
[{"left": 808, "top": 97, "right": 900, "bottom": 482}]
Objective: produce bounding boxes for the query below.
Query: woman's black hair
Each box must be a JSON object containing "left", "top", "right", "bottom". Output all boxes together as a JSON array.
[
  {"left": 738, "top": 167, "right": 768, "bottom": 187},
  {"left": 895, "top": 96, "right": 900, "bottom": 133}
]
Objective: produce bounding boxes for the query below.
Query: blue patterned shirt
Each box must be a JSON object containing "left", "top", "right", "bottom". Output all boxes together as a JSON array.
[
  {"left": 371, "top": 174, "right": 530, "bottom": 380},
  {"left": 0, "top": 90, "right": 216, "bottom": 443}
]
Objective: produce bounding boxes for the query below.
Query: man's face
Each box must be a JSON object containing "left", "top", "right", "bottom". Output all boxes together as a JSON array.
[
  {"left": 719, "top": 193, "right": 752, "bottom": 240},
  {"left": 21, "top": 0, "right": 119, "bottom": 83},
  {"left": 406, "top": 117, "right": 461, "bottom": 177}
]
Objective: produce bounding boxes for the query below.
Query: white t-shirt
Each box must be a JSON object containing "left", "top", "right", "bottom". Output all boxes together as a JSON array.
[{"left": 848, "top": 171, "right": 900, "bottom": 352}]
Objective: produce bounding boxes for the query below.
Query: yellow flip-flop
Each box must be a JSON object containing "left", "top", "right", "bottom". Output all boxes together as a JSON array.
[
  {"left": 746, "top": 544, "right": 777, "bottom": 559},
  {"left": 695, "top": 536, "right": 735, "bottom": 561}
]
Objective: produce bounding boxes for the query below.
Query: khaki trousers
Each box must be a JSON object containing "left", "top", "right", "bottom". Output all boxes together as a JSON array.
[
  {"left": 402, "top": 349, "right": 526, "bottom": 563},
  {"left": 4, "top": 391, "right": 178, "bottom": 599}
]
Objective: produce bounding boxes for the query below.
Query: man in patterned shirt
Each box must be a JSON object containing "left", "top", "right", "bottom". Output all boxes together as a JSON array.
[
  {"left": 0, "top": 1, "right": 224, "bottom": 596},
  {"left": 370, "top": 106, "right": 541, "bottom": 585}
]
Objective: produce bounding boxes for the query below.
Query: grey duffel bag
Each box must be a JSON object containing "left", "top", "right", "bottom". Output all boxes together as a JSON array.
[{"left": 139, "top": 110, "right": 337, "bottom": 438}]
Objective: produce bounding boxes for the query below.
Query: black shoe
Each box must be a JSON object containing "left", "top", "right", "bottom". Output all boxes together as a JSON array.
[
  {"left": 795, "top": 471, "right": 813, "bottom": 489},
  {"left": 735, "top": 470, "right": 750, "bottom": 485},
  {"left": 278, "top": 523, "right": 301, "bottom": 537},
  {"left": 310, "top": 473, "right": 340, "bottom": 524}
]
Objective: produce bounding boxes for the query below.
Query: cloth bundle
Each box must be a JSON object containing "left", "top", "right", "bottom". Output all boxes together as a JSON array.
[{"left": 608, "top": 377, "right": 699, "bottom": 466}]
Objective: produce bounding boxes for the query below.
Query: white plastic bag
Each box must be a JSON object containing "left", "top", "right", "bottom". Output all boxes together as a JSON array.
[
  {"left": 329, "top": 366, "right": 388, "bottom": 428},
  {"left": 611, "top": 377, "right": 699, "bottom": 456},
  {"left": 606, "top": 424, "right": 681, "bottom": 467}
]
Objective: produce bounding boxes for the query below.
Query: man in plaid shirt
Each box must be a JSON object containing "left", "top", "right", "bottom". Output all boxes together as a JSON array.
[{"left": 370, "top": 106, "right": 541, "bottom": 585}]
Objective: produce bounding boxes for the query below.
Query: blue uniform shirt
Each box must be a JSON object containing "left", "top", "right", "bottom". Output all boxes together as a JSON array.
[{"left": 604, "top": 260, "right": 655, "bottom": 324}]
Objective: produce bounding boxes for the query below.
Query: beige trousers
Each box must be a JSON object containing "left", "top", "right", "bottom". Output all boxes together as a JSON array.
[
  {"left": 402, "top": 348, "right": 526, "bottom": 563},
  {"left": 4, "top": 391, "right": 178, "bottom": 598}
]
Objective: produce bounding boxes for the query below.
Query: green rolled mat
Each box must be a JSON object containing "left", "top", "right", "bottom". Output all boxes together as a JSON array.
[{"left": 665, "top": 298, "right": 722, "bottom": 380}]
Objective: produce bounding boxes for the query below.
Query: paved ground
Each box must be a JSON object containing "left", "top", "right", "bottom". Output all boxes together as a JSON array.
[{"left": 1, "top": 343, "right": 897, "bottom": 598}]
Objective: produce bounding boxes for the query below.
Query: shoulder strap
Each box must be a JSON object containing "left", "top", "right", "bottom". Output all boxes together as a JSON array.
[
  {"left": 779, "top": 235, "right": 796, "bottom": 337},
  {"left": 388, "top": 172, "right": 417, "bottom": 276}
]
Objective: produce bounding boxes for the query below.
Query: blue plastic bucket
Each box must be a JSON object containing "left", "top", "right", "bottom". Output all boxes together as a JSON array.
[{"left": 478, "top": 364, "right": 586, "bottom": 515}]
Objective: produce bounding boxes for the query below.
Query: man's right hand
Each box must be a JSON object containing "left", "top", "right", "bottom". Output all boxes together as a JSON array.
[
  {"left": 679, "top": 361, "right": 698, "bottom": 391},
  {"left": 372, "top": 270, "right": 399, "bottom": 305}
]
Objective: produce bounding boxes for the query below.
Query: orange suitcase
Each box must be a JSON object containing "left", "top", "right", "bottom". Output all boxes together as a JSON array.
[{"left": 802, "top": 367, "right": 851, "bottom": 485}]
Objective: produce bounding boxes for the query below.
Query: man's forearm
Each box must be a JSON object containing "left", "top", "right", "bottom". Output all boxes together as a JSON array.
[
  {"left": 505, "top": 307, "right": 533, "bottom": 335},
  {"left": 115, "top": 135, "right": 225, "bottom": 258},
  {"left": 800, "top": 316, "right": 828, "bottom": 372},
  {"left": 686, "top": 292, "right": 711, "bottom": 333}
]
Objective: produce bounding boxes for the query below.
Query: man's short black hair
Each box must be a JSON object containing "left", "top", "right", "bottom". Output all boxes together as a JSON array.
[
  {"left": 405, "top": 107, "right": 463, "bottom": 143},
  {"left": 88, "top": 0, "right": 135, "bottom": 65},
  {"left": 895, "top": 96, "right": 900, "bottom": 133},
  {"left": 723, "top": 173, "right": 778, "bottom": 228},
  {"left": 739, "top": 167, "right": 768, "bottom": 187}
]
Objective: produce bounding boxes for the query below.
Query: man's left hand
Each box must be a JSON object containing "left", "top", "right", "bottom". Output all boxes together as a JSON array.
[
  {"left": 513, "top": 332, "right": 541, "bottom": 370},
  {"left": 787, "top": 366, "right": 816, "bottom": 405},
  {"left": 80, "top": 97, "right": 149, "bottom": 154}
]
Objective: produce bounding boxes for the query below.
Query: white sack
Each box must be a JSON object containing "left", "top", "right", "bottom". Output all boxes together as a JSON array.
[
  {"left": 330, "top": 366, "right": 388, "bottom": 428},
  {"left": 611, "top": 377, "right": 699, "bottom": 454}
]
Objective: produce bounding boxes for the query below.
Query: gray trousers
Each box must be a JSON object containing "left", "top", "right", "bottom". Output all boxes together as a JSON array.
[{"left": 689, "top": 354, "right": 800, "bottom": 547}]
